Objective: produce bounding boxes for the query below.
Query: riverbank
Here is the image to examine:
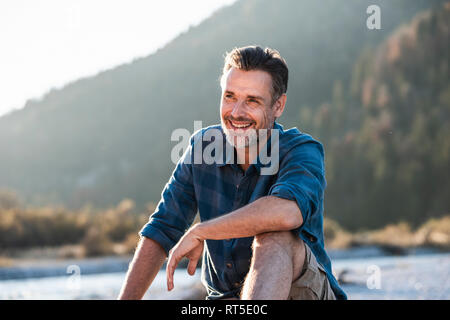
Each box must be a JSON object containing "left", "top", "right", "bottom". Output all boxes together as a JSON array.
[
  {"left": 1, "top": 196, "right": 448, "bottom": 264},
  {"left": 1, "top": 215, "right": 448, "bottom": 299}
]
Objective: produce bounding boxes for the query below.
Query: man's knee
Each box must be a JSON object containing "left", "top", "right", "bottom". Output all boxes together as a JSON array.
[
  {"left": 252, "top": 231, "right": 305, "bottom": 279},
  {"left": 253, "top": 231, "right": 302, "bottom": 253}
]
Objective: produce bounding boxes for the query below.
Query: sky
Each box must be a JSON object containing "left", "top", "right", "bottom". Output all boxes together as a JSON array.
[{"left": 0, "top": 0, "right": 237, "bottom": 117}]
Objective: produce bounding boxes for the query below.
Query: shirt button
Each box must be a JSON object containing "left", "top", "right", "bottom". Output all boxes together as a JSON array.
[
  {"left": 226, "top": 263, "right": 232, "bottom": 269},
  {"left": 234, "top": 282, "right": 241, "bottom": 288}
]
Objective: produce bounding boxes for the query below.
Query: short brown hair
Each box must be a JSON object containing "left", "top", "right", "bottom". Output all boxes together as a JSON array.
[{"left": 221, "top": 45, "right": 288, "bottom": 104}]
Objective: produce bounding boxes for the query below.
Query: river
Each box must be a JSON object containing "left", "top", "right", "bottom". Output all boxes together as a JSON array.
[{"left": 0, "top": 250, "right": 448, "bottom": 300}]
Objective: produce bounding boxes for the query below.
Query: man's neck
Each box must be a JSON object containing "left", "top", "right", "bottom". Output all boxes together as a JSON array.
[{"left": 235, "top": 133, "right": 270, "bottom": 173}]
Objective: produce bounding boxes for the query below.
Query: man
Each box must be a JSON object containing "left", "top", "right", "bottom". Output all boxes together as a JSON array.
[{"left": 118, "top": 46, "right": 347, "bottom": 300}]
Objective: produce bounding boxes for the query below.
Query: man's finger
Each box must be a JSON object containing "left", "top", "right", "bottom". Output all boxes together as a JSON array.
[
  {"left": 166, "top": 253, "right": 179, "bottom": 291},
  {"left": 187, "top": 257, "right": 199, "bottom": 276}
]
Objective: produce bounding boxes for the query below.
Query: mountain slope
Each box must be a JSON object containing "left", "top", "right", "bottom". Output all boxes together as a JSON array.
[{"left": 0, "top": 0, "right": 446, "bottom": 212}]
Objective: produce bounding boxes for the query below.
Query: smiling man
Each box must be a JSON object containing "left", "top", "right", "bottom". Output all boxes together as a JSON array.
[{"left": 118, "top": 46, "right": 347, "bottom": 300}]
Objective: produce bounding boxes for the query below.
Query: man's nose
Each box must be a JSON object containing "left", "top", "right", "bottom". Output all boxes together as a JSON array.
[{"left": 230, "top": 100, "right": 247, "bottom": 118}]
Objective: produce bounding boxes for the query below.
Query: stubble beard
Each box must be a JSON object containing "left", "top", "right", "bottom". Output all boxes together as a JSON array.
[{"left": 221, "top": 117, "right": 275, "bottom": 150}]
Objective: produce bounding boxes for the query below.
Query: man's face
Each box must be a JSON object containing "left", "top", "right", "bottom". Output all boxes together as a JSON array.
[{"left": 220, "top": 67, "right": 285, "bottom": 148}]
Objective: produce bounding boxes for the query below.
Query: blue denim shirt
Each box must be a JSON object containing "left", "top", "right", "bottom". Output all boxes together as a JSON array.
[{"left": 140, "top": 122, "right": 347, "bottom": 300}]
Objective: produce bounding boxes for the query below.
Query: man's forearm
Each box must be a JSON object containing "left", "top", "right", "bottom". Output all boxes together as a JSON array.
[
  {"left": 118, "top": 236, "right": 167, "bottom": 300},
  {"left": 194, "top": 195, "right": 302, "bottom": 240}
]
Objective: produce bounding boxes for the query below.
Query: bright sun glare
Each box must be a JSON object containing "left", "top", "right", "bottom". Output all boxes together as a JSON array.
[{"left": 0, "top": 0, "right": 236, "bottom": 117}]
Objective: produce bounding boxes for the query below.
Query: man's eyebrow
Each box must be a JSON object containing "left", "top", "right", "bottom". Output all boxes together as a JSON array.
[
  {"left": 223, "top": 90, "right": 265, "bottom": 102},
  {"left": 247, "top": 95, "right": 265, "bottom": 101}
]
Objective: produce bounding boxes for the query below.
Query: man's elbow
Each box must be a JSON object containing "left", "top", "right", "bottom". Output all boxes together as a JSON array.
[{"left": 282, "top": 208, "right": 303, "bottom": 230}]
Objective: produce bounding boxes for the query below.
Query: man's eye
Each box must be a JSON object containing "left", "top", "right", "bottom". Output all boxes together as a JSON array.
[{"left": 247, "top": 99, "right": 259, "bottom": 105}]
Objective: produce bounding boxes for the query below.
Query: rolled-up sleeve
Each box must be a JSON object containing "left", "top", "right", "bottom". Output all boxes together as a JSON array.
[
  {"left": 268, "top": 139, "right": 326, "bottom": 231},
  {"left": 139, "top": 134, "right": 198, "bottom": 255}
]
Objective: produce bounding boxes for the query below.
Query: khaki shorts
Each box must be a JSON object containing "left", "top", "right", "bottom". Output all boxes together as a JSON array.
[{"left": 288, "top": 244, "right": 336, "bottom": 300}]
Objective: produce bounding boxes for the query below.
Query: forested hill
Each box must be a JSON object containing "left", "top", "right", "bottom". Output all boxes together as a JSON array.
[
  {"left": 301, "top": 3, "right": 450, "bottom": 229},
  {"left": 0, "top": 0, "right": 448, "bottom": 229}
]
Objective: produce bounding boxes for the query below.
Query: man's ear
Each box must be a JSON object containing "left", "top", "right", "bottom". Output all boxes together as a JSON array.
[{"left": 273, "top": 94, "right": 287, "bottom": 118}]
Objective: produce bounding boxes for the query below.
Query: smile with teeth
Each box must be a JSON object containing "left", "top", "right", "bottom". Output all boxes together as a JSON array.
[{"left": 229, "top": 120, "right": 254, "bottom": 129}]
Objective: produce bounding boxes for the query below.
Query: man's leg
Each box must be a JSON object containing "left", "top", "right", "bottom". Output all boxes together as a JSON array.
[{"left": 240, "top": 231, "right": 306, "bottom": 300}]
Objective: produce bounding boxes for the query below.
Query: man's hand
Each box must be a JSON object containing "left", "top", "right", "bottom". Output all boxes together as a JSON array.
[
  {"left": 166, "top": 224, "right": 204, "bottom": 291},
  {"left": 165, "top": 196, "right": 302, "bottom": 291}
]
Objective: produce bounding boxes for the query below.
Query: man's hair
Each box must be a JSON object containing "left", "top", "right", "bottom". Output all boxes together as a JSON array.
[{"left": 221, "top": 45, "right": 289, "bottom": 104}]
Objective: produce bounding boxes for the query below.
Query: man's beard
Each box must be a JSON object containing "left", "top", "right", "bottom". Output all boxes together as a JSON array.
[
  {"left": 223, "top": 125, "right": 258, "bottom": 149},
  {"left": 221, "top": 117, "right": 270, "bottom": 149},
  {"left": 221, "top": 114, "right": 275, "bottom": 149}
]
